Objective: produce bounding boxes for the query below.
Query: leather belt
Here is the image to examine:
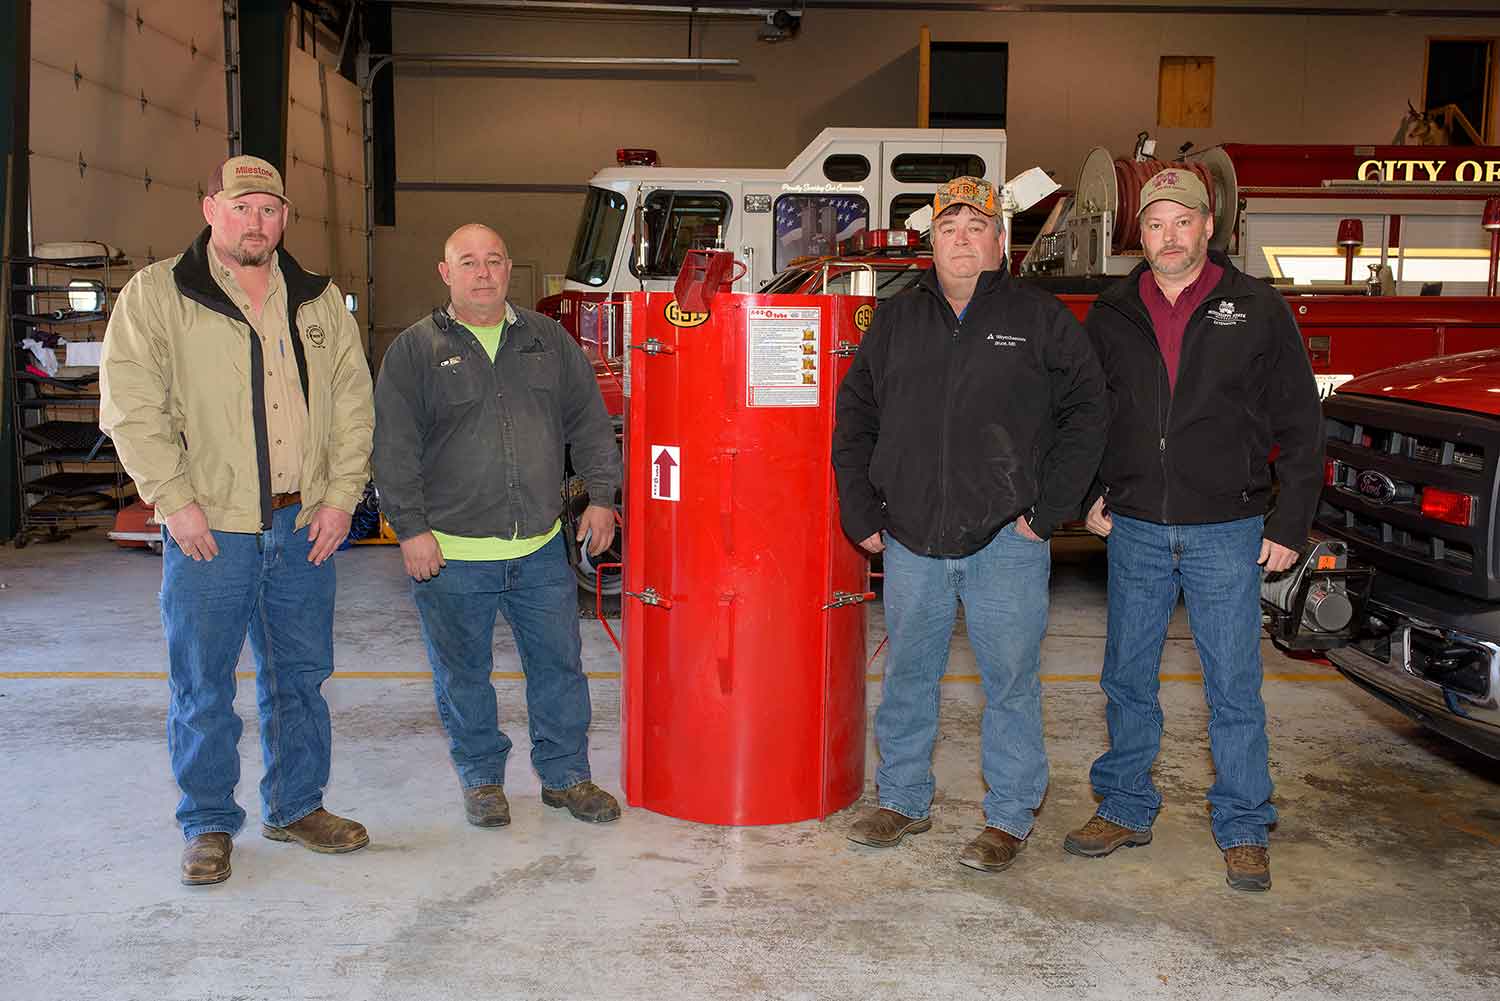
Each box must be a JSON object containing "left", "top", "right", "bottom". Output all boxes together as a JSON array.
[{"left": 270, "top": 491, "right": 302, "bottom": 510}]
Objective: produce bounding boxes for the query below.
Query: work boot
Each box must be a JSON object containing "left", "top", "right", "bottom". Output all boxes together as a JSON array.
[
  {"left": 957, "top": 827, "right": 1023, "bottom": 873},
  {"left": 464, "top": 784, "right": 511, "bottom": 828},
  {"left": 847, "top": 807, "right": 932, "bottom": 848},
  {"left": 261, "top": 808, "right": 370, "bottom": 853},
  {"left": 1063, "top": 814, "right": 1154, "bottom": 858},
  {"left": 180, "top": 832, "right": 232, "bottom": 886},
  {"left": 541, "top": 781, "right": 621, "bottom": 823},
  {"left": 1224, "top": 845, "right": 1272, "bottom": 892}
]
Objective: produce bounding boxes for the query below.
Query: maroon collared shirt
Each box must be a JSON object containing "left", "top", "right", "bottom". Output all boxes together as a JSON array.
[{"left": 1139, "top": 260, "right": 1223, "bottom": 392}]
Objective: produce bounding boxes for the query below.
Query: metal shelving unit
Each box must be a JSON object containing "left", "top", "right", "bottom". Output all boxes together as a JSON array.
[{"left": 7, "top": 253, "right": 132, "bottom": 546}]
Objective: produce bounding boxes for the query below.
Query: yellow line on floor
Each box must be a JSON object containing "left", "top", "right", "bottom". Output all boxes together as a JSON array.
[{"left": 2, "top": 669, "right": 1338, "bottom": 684}]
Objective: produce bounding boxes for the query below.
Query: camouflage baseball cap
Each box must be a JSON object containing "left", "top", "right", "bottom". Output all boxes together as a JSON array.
[
  {"left": 933, "top": 175, "right": 997, "bottom": 218},
  {"left": 207, "top": 155, "right": 289, "bottom": 204},
  {"left": 1138, "top": 168, "right": 1209, "bottom": 216}
]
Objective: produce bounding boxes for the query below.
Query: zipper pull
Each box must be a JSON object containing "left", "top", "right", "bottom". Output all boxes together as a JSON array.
[{"left": 1159, "top": 436, "right": 1166, "bottom": 452}]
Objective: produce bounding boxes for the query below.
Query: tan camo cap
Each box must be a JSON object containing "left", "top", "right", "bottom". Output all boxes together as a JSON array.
[
  {"left": 933, "top": 175, "right": 998, "bottom": 218},
  {"left": 1138, "top": 168, "right": 1209, "bottom": 216},
  {"left": 207, "top": 155, "right": 290, "bottom": 204}
]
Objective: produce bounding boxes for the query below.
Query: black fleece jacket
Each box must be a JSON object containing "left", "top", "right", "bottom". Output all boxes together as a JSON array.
[
  {"left": 1083, "top": 252, "right": 1324, "bottom": 549},
  {"left": 832, "top": 266, "right": 1107, "bottom": 558}
]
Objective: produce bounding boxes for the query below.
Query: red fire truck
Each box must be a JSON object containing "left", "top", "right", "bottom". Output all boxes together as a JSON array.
[{"left": 551, "top": 137, "right": 1500, "bottom": 594}]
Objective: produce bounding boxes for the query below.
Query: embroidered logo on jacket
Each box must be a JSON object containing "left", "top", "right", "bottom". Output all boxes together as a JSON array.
[
  {"left": 305, "top": 324, "right": 326, "bottom": 348},
  {"left": 1207, "top": 300, "right": 1248, "bottom": 326},
  {"left": 985, "top": 332, "right": 1027, "bottom": 348}
]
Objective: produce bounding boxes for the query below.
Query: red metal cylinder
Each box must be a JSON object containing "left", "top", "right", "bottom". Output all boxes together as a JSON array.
[
  {"left": 1337, "top": 218, "right": 1363, "bottom": 285},
  {"left": 620, "top": 290, "right": 873, "bottom": 825}
]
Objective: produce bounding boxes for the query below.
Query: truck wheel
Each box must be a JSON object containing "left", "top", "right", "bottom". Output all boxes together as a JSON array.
[{"left": 563, "top": 477, "right": 624, "bottom": 596}]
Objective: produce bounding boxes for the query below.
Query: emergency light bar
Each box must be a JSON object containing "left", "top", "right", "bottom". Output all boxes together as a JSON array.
[
  {"left": 838, "top": 229, "right": 920, "bottom": 256},
  {"left": 617, "top": 148, "right": 659, "bottom": 167}
]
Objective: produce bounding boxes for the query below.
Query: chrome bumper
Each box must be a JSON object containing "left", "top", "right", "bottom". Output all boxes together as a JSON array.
[{"left": 1326, "top": 604, "right": 1500, "bottom": 734}]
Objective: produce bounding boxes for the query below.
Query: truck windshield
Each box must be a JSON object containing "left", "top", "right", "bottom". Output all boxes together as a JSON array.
[{"left": 566, "top": 187, "right": 628, "bottom": 286}]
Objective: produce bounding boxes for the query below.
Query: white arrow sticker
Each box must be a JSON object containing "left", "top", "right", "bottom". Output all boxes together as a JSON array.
[{"left": 650, "top": 445, "right": 680, "bottom": 501}]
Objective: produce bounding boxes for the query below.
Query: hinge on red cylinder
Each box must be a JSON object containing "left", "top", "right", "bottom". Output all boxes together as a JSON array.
[
  {"left": 822, "top": 590, "right": 876, "bottom": 610},
  {"left": 629, "top": 338, "right": 675, "bottom": 356},
  {"left": 831, "top": 341, "right": 858, "bottom": 357},
  {"left": 625, "top": 586, "right": 673, "bottom": 608}
]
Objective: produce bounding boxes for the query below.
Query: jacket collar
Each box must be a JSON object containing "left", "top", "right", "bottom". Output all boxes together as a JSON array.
[
  {"left": 918, "top": 264, "right": 1009, "bottom": 303},
  {"left": 437, "top": 301, "right": 519, "bottom": 331},
  {"left": 1098, "top": 249, "right": 1253, "bottom": 308},
  {"left": 172, "top": 227, "right": 331, "bottom": 320}
]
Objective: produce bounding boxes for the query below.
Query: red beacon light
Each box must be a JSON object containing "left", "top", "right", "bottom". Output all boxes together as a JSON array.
[
  {"left": 837, "top": 229, "right": 921, "bottom": 256},
  {"left": 617, "top": 148, "right": 659, "bottom": 167}
]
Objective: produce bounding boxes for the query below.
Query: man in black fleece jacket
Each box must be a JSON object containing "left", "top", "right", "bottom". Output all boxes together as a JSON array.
[
  {"left": 833, "top": 176, "right": 1107, "bottom": 873},
  {"left": 1061, "top": 169, "right": 1323, "bottom": 893}
]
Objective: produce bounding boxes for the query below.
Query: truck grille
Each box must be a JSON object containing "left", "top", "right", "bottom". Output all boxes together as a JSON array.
[{"left": 1317, "top": 394, "right": 1500, "bottom": 600}]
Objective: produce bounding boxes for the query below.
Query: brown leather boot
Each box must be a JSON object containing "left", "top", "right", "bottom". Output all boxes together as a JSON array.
[
  {"left": 541, "top": 781, "right": 621, "bottom": 823},
  {"left": 180, "top": 833, "right": 232, "bottom": 886},
  {"left": 957, "top": 827, "right": 1024, "bottom": 873},
  {"left": 261, "top": 808, "right": 369, "bottom": 853},
  {"left": 1063, "top": 814, "right": 1154, "bottom": 858},
  {"left": 847, "top": 807, "right": 932, "bottom": 848},
  {"left": 1224, "top": 845, "right": 1271, "bottom": 892},
  {"left": 464, "top": 784, "right": 511, "bottom": 828}
]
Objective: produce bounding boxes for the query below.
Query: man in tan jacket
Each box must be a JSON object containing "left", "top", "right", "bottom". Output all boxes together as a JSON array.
[{"left": 100, "top": 155, "right": 375, "bottom": 886}]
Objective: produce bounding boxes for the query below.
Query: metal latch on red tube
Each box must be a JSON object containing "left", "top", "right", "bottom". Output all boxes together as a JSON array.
[
  {"left": 822, "top": 591, "right": 876, "bottom": 610},
  {"left": 625, "top": 586, "right": 673, "bottom": 608},
  {"left": 831, "top": 341, "right": 858, "bottom": 357},
  {"left": 629, "top": 338, "right": 675, "bottom": 356}
]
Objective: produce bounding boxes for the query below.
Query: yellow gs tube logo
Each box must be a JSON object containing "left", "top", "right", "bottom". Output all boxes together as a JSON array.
[
  {"left": 853, "top": 304, "right": 874, "bottom": 332},
  {"left": 664, "top": 299, "right": 709, "bottom": 328}
]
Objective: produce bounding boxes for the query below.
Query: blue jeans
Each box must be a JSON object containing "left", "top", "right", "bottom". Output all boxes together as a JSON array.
[
  {"left": 1089, "top": 514, "right": 1275, "bottom": 850},
  {"left": 160, "top": 503, "right": 337, "bottom": 840},
  {"left": 876, "top": 522, "right": 1051, "bottom": 838},
  {"left": 411, "top": 533, "right": 592, "bottom": 791}
]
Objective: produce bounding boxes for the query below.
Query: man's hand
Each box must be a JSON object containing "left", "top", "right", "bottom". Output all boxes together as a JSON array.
[
  {"left": 400, "top": 531, "right": 446, "bottom": 581},
  {"left": 164, "top": 502, "right": 219, "bottom": 562},
  {"left": 1084, "top": 496, "right": 1113, "bottom": 538},
  {"left": 1259, "top": 538, "right": 1300, "bottom": 573},
  {"left": 858, "top": 532, "right": 885, "bottom": 555},
  {"left": 577, "top": 504, "right": 616, "bottom": 557},
  {"left": 1016, "top": 515, "right": 1043, "bottom": 542},
  {"left": 306, "top": 506, "right": 353, "bottom": 566}
]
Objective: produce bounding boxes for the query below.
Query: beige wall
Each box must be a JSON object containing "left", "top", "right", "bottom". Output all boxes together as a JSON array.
[
  {"left": 287, "top": 45, "right": 368, "bottom": 343},
  {"left": 378, "top": 8, "right": 1496, "bottom": 339},
  {"left": 30, "top": 0, "right": 229, "bottom": 263}
]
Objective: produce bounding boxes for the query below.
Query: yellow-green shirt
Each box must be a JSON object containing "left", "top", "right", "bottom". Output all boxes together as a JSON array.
[{"left": 432, "top": 318, "right": 561, "bottom": 561}]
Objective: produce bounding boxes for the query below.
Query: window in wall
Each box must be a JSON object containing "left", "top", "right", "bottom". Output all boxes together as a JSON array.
[
  {"left": 928, "top": 41, "right": 1008, "bottom": 129},
  {"left": 1423, "top": 38, "right": 1495, "bottom": 144},
  {"left": 774, "top": 194, "right": 870, "bottom": 270},
  {"left": 823, "top": 155, "right": 871, "bottom": 182},
  {"left": 889, "top": 193, "right": 934, "bottom": 231},
  {"left": 630, "top": 191, "right": 732, "bottom": 278},
  {"left": 890, "top": 154, "right": 986, "bottom": 184},
  {"left": 1158, "top": 56, "right": 1215, "bottom": 128}
]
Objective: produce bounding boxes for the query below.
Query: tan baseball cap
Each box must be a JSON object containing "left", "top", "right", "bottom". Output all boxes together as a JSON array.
[
  {"left": 207, "top": 155, "right": 289, "bottom": 204},
  {"left": 1138, "top": 168, "right": 1209, "bottom": 216},
  {"left": 933, "top": 175, "right": 997, "bottom": 218}
]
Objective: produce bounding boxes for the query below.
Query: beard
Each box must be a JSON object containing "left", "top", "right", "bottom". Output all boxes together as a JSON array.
[
  {"left": 229, "top": 236, "right": 274, "bottom": 267},
  {"left": 1148, "top": 236, "right": 1207, "bottom": 278}
]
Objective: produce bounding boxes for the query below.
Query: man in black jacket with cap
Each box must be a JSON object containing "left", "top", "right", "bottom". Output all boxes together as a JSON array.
[
  {"left": 833, "top": 176, "right": 1107, "bottom": 873},
  {"left": 1061, "top": 168, "right": 1323, "bottom": 892}
]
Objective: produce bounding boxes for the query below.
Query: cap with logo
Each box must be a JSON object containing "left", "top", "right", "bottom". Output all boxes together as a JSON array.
[
  {"left": 932, "top": 175, "right": 997, "bottom": 218},
  {"left": 207, "top": 155, "right": 290, "bottom": 205},
  {"left": 1137, "top": 168, "right": 1209, "bottom": 217}
]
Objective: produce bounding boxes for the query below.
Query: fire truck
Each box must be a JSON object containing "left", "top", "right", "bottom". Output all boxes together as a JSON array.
[
  {"left": 550, "top": 134, "right": 1500, "bottom": 594},
  {"left": 1264, "top": 349, "right": 1500, "bottom": 760}
]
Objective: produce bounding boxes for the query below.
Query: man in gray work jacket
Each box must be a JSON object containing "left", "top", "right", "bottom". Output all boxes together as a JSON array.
[{"left": 373, "top": 223, "right": 622, "bottom": 828}]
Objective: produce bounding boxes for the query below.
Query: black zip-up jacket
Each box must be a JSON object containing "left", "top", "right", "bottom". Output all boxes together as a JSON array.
[
  {"left": 832, "top": 267, "right": 1107, "bottom": 557},
  {"left": 372, "top": 304, "right": 620, "bottom": 541},
  {"left": 1083, "top": 252, "right": 1324, "bottom": 550}
]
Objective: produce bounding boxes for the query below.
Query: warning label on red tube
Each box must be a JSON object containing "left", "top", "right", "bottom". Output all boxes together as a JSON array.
[
  {"left": 651, "top": 445, "right": 680, "bottom": 501},
  {"left": 746, "top": 305, "right": 821, "bottom": 407}
]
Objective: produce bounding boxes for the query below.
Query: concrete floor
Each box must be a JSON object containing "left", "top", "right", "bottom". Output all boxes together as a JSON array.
[{"left": 2, "top": 533, "right": 1499, "bottom": 1001}]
